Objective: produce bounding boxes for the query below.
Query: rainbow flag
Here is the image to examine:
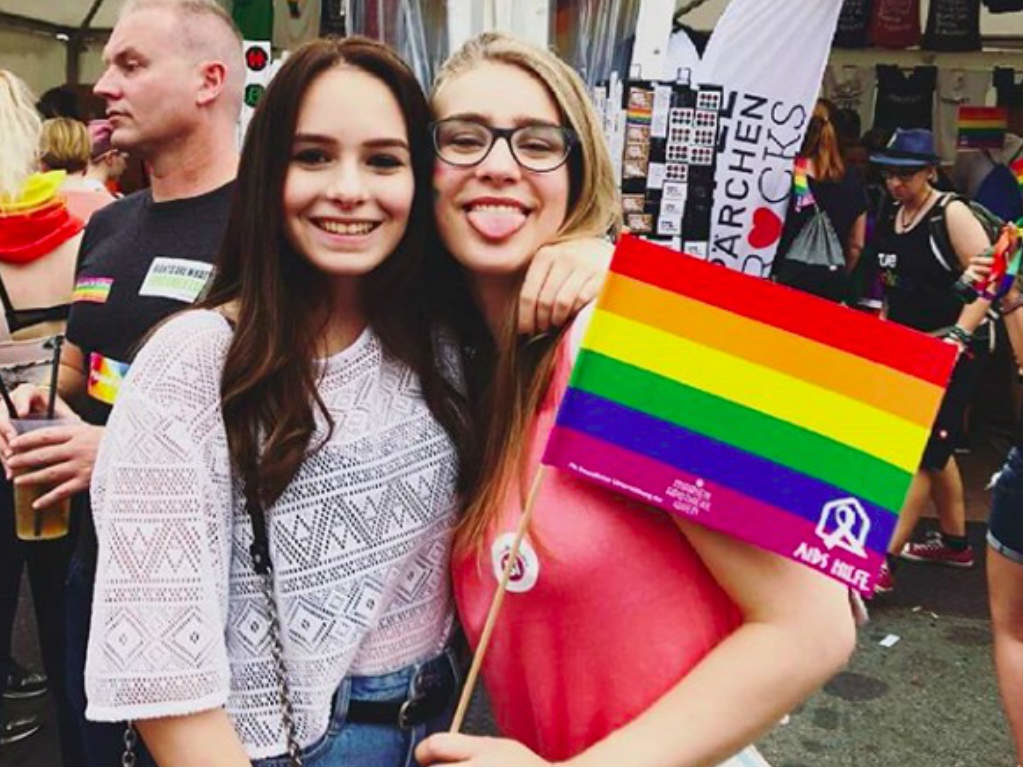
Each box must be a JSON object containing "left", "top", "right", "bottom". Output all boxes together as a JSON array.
[
  {"left": 542, "top": 235, "right": 957, "bottom": 594},
  {"left": 72, "top": 276, "right": 113, "bottom": 304},
  {"left": 792, "top": 157, "right": 815, "bottom": 210},
  {"left": 87, "top": 352, "right": 130, "bottom": 406},
  {"left": 957, "top": 106, "right": 1007, "bottom": 150},
  {"left": 626, "top": 108, "right": 652, "bottom": 125}
]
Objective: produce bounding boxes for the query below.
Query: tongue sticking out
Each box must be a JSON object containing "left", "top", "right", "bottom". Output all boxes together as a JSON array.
[{"left": 466, "top": 207, "right": 527, "bottom": 240}]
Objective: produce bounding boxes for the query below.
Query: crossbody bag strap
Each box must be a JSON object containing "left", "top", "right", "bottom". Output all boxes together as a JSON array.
[{"left": 243, "top": 459, "right": 303, "bottom": 766}]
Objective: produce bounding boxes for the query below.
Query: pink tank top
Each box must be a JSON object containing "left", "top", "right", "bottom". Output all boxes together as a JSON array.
[{"left": 452, "top": 326, "right": 742, "bottom": 762}]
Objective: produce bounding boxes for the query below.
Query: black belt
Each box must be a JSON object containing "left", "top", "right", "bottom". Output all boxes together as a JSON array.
[{"left": 346, "top": 657, "right": 457, "bottom": 729}]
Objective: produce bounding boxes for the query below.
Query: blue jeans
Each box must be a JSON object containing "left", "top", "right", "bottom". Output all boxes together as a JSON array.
[
  {"left": 255, "top": 647, "right": 462, "bottom": 767},
  {"left": 988, "top": 446, "right": 1022, "bottom": 563}
]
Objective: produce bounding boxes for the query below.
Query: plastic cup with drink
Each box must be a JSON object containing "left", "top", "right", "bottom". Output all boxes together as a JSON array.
[
  {"left": 1, "top": 334, "right": 70, "bottom": 541},
  {"left": 10, "top": 416, "right": 75, "bottom": 540}
]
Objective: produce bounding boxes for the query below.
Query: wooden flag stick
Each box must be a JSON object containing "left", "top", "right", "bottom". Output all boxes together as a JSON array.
[{"left": 449, "top": 465, "right": 548, "bottom": 733}]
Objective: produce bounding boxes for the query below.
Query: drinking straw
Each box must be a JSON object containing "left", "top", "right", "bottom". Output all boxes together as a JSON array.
[
  {"left": 29, "top": 334, "right": 66, "bottom": 536},
  {"left": 46, "top": 335, "right": 63, "bottom": 420}
]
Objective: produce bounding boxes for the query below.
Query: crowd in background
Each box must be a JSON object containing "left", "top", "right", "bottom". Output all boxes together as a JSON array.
[{"left": 0, "top": 0, "right": 1019, "bottom": 765}]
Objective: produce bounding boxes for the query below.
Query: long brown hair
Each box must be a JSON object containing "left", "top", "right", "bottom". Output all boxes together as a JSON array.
[
  {"left": 199, "top": 37, "right": 472, "bottom": 507},
  {"left": 429, "top": 33, "right": 620, "bottom": 555},
  {"left": 801, "top": 98, "right": 844, "bottom": 182}
]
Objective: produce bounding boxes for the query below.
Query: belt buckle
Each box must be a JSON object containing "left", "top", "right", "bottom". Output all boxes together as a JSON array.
[{"left": 397, "top": 696, "right": 420, "bottom": 730}]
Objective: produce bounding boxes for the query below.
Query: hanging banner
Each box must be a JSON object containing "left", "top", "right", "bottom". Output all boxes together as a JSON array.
[{"left": 694, "top": 0, "right": 843, "bottom": 276}]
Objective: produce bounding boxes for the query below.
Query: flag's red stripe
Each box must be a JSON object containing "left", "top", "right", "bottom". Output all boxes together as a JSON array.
[{"left": 608, "top": 235, "right": 955, "bottom": 387}]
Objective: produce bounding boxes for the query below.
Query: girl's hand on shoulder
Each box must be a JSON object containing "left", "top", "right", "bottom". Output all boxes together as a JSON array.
[
  {"left": 415, "top": 733, "right": 552, "bottom": 767},
  {"left": 518, "top": 237, "right": 613, "bottom": 335}
]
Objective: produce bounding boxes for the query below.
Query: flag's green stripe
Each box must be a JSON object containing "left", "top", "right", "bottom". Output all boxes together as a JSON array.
[{"left": 571, "top": 350, "right": 911, "bottom": 512}]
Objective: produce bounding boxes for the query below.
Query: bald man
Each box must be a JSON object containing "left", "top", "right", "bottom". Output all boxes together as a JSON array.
[{"left": 0, "top": 2, "right": 244, "bottom": 763}]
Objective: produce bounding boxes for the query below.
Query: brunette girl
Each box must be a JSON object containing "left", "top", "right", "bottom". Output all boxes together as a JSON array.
[{"left": 83, "top": 38, "right": 472, "bottom": 766}]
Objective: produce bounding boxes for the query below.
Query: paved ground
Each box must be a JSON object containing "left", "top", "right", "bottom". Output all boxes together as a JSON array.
[{"left": 2, "top": 425, "right": 1019, "bottom": 767}]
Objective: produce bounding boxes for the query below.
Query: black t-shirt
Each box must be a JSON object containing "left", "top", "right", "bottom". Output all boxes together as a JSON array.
[
  {"left": 833, "top": 0, "right": 873, "bottom": 48},
  {"left": 874, "top": 199, "right": 963, "bottom": 332},
  {"left": 994, "top": 67, "right": 1023, "bottom": 112},
  {"left": 923, "top": 0, "right": 982, "bottom": 51},
  {"left": 779, "top": 166, "right": 869, "bottom": 259},
  {"left": 67, "top": 182, "right": 234, "bottom": 427},
  {"left": 873, "top": 65, "right": 937, "bottom": 132}
]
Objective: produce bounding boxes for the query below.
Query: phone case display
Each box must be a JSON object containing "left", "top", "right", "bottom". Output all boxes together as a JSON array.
[
  {"left": 923, "top": 0, "right": 982, "bottom": 51},
  {"left": 598, "top": 74, "right": 723, "bottom": 255},
  {"left": 873, "top": 65, "right": 937, "bottom": 132},
  {"left": 869, "top": 0, "right": 921, "bottom": 49},
  {"left": 833, "top": 0, "right": 873, "bottom": 48}
]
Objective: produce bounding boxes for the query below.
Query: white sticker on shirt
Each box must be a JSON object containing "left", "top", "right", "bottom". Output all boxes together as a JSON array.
[
  {"left": 491, "top": 532, "right": 540, "bottom": 594},
  {"left": 139, "top": 257, "right": 213, "bottom": 303}
]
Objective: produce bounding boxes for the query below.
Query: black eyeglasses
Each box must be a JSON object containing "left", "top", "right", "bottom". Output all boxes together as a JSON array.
[{"left": 430, "top": 118, "right": 577, "bottom": 173}]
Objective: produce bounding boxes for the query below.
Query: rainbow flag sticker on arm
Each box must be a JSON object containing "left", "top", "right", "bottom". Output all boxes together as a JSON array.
[{"left": 542, "top": 235, "right": 958, "bottom": 594}]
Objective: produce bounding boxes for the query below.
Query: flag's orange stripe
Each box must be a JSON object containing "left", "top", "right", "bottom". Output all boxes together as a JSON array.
[
  {"left": 602, "top": 273, "right": 941, "bottom": 428},
  {"left": 610, "top": 235, "right": 958, "bottom": 387}
]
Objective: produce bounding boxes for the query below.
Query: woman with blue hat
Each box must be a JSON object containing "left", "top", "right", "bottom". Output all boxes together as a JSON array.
[{"left": 869, "top": 128, "right": 994, "bottom": 594}]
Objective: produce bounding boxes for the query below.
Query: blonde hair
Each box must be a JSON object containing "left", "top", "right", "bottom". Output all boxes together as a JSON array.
[
  {"left": 0, "top": 70, "right": 42, "bottom": 201},
  {"left": 801, "top": 98, "right": 844, "bottom": 183},
  {"left": 433, "top": 32, "right": 620, "bottom": 243},
  {"left": 431, "top": 33, "right": 620, "bottom": 555},
  {"left": 40, "top": 117, "right": 91, "bottom": 174}
]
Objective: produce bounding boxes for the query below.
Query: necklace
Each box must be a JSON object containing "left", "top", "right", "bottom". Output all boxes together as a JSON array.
[{"left": 898, "top": 189, "right": 935, "bottom": 232}]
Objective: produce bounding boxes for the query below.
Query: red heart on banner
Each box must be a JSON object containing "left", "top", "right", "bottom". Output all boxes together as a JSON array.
[{"left": 747, "top": 207, "right": 782, "bottom": 249}]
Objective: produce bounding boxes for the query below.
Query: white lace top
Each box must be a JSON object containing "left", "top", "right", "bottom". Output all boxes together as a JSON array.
[{"left": 84, "top": 309, "right": 459, "bottom": 759}]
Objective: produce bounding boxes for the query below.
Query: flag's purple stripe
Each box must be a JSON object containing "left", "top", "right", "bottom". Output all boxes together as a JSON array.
[
  {"left": 545, "top": 425, "right": 886, "bottom": 594},
  {"left": 550, "top": 387, "right": 894, "bottom": 553}
]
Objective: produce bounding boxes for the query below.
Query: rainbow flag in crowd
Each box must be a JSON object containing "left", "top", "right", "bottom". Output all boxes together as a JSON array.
[
  {"left": 792, "top": 156, "right": 816, "bottom": 211},
  {"left": 956, "top": 106, "right": 1008, "bottom": 150},
  {"left": 543, "top": 236, "right": 957, "bottom": 594}
]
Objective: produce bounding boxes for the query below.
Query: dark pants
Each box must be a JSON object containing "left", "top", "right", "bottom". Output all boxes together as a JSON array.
[
  {"left": 0, "top": 480, "right": 80, "bottom": 763},
  {"left": 65, "top": 524, "right": 154, "bottom": 767}
]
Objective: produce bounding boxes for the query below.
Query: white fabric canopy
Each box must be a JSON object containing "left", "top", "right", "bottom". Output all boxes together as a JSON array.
[{"left": 0, "top": 1, "right": 131, "bottom": 30}]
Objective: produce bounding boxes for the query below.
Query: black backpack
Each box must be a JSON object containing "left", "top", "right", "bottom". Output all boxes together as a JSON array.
[{"left": 925, "top": 193, "right": 1004, "bottom": 276}]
